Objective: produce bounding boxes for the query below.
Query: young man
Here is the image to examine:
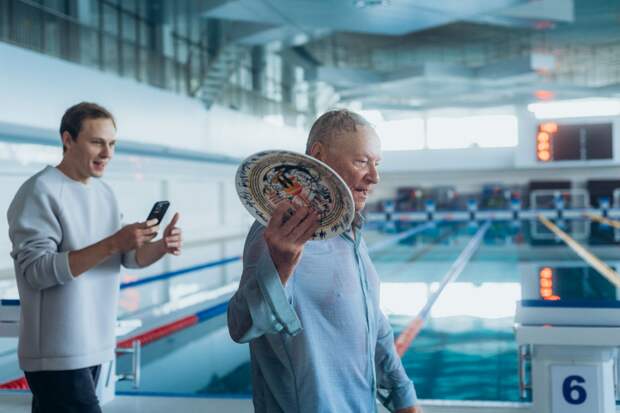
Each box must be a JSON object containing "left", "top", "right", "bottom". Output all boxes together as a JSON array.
[
  {"left": 7, "top": 102, "right": 182, "bottom": 413},
  {"left": 228, "top": 109, "right": 422, "bottom": 413}
]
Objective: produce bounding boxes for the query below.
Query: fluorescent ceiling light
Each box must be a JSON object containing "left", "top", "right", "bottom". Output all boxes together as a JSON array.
[{"left": 528, "top": 98, "right": 620, "bottom": 119}]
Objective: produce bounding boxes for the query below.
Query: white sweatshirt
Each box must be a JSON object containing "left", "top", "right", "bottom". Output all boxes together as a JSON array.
[{"left": 7, "top": 166, "right": 140, "bottom": 371}]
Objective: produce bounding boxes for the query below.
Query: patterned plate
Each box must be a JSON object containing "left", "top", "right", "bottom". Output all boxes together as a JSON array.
[{"left": 236, "top": 150, "right": 355, "bottom": 240}]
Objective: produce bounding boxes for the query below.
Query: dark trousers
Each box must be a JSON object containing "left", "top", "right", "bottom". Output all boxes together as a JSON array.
[{"left": 25, "top": 365, "right": 102, "bottom": 413}]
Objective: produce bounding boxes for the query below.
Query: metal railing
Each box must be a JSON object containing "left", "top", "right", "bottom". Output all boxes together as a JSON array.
[
  {"left": 116, "top": 340, "right": 141, "bottom": 389},
  {"left": 2, "top": 256, "right": 242, "bottom": 308},
  {"left": 120, "top": 256, "right": 241, "bottom": 290}
]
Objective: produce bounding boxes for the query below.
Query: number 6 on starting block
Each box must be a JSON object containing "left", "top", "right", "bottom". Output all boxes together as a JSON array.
[{"left": 551, "top": 363, "right": 614, "bottom": 413}]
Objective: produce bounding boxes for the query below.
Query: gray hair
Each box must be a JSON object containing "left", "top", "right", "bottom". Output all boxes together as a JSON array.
[{"left": 305, "top": 109, "right": 374, "bottom": 154}]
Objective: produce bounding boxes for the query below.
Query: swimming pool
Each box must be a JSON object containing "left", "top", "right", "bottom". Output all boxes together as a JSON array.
[{"left": 117, "top": 219, "right": 620, "bottom": 402}]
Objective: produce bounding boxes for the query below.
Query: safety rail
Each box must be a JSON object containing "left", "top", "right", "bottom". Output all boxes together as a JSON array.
[
  {"left": 0, "top": 256, "right": 242, "bottom": 308},
  {"left": 116, "top": 341, "right": 141, "bottom": 389},
  {"left": 120, "top": 256, "right": 241, "bottom": 290}
]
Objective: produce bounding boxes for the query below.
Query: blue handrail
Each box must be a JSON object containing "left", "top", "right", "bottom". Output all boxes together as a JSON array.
[
  {"left": 120, "top": 256, "right": 241, "bottom": 290},
  {"left": 1, "top": 256, "right": 242, "bottom": 307}
]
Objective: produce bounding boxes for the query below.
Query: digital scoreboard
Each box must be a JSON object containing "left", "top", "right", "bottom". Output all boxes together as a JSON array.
[{"left": 536, "top": 122, "right": 612, "bottom": 162}]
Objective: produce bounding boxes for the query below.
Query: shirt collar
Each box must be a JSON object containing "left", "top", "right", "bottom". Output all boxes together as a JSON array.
[
  {"left": 352, "top": 212, "right": 365, "bottom": 230},
  {"left": 341, "top": 212, "right": 364, "bottom": 245}
]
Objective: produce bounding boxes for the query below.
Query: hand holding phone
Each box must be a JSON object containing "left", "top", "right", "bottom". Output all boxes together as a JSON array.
[
  {"left": 108, "top": 201, "right": 171, "bottom": 254},
  {"left": 147, "top": 201, "right": 170, "bottom": 224},
  {"left": 162, "top": 212, "right": 182, "bottom": 256}
]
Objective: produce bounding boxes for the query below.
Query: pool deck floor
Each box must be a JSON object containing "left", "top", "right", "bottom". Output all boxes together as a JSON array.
[{"left": 0, "top": 392, "right": 547, "bottom": 413}]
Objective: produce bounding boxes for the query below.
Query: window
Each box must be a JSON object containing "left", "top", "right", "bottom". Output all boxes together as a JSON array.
[
  {"left": 375, "top": 118, "right": 425, "bottom": 151},
  {"left": 427, "top": 115, "right": 518, "bottom": 149}
]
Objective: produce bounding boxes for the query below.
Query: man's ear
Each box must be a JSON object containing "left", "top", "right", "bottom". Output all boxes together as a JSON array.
[
  {"left": 61, "top": 131, "right": 75, "bottom": 151},
  {"left": 308, "top": 141, "right": 326, "bottom": 162}
]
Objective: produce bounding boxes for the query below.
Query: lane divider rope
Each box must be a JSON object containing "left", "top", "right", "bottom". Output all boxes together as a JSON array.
[
  {"left": 539, "top": 214, "right": 620, "bottom": 288},
  {"left": 394, "top": 221, "right": 491, "bottom": 357},
  {"left": 585, "top": 212, "right": 620, "bottom": 229}
]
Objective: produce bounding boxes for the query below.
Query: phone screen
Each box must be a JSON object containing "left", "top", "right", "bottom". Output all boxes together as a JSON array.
[{"left": 147, "top": 201, "right": 170, "bottom": 224}]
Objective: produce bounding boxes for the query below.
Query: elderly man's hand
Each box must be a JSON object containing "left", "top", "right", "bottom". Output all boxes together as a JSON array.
[
  {"left": 395, "top": 406, "right": 423, "bottom": 413},
  {"left": 264, "top": 202, "right": 320, "bottom": 285}
]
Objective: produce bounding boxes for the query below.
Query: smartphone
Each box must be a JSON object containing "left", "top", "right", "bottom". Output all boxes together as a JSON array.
[{"left": 146, "top": 201, "right": 170, "bottom": 224}]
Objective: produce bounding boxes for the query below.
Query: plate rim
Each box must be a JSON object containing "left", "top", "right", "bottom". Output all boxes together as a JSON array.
[{"left": 235, "top": 149, "right": 355, "bottom": 239}]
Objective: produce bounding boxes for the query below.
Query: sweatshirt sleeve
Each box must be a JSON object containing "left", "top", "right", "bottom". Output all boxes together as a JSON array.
[
  {"left": 227, "top": 222, "right": 302, "bottom": 343},
  {"left": 8, "top": 181, "right": 74, "bottom": 290}
]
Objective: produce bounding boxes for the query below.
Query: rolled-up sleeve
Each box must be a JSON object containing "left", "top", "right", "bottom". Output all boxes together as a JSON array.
[
  {"left": 8, "top": 183, "right": 74, "bottom": 290},
  {"left": 375, "top": 311, "right": 418, "bottom": 410},
  {"left": 228, "top": 222, "right": 302, "bottom": 343}
]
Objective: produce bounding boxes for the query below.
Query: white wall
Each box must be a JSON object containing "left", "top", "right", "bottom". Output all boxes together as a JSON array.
[
  {"left": 0, "top": 42, "right": 306, "bottom": 156},
  {"left": 204, "top": 106, "right": 306, "bottom": 157},
  {"left": 380, "top": 147, "right": 514, "bottom": 173}
]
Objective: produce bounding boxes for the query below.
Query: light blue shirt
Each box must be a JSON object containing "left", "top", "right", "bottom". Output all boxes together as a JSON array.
[{"left": 228, "top": 221, "right": 417, "bottom": 413}]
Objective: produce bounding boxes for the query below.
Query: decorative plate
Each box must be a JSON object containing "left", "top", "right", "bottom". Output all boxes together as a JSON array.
[{"left": 236, "top": 150, "right": 355, "bottom": 240}]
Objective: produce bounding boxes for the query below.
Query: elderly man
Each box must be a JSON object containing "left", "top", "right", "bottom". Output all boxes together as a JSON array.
[{"left": 228, "top": 109, "right": 421, "bottom": 413}]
